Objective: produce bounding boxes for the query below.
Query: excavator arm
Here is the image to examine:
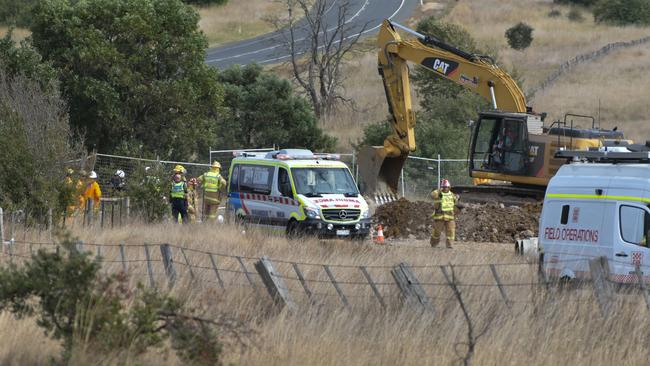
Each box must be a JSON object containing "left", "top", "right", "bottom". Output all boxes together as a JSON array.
[{"left": 359, "top": 20, "right": 527, "bottom": 195}]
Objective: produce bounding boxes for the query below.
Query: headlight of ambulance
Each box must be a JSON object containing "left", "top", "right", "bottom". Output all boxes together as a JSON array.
[
  {"left": 361, "top": 210, "right": 370, "bottom": 219},
  {"left": 304, "top": 207, "right": 320, "bottom": 219}
]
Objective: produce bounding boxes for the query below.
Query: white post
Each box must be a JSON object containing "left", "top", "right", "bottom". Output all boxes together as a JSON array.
[
  {"left": 420, "top": 0, "right": 423, "bottom": 5},
  {"left": 401, "top": 168, "right": 405, "bottom": 198},
  {"left": 437, "top": 154, "right": 441, "bottom": 190}
]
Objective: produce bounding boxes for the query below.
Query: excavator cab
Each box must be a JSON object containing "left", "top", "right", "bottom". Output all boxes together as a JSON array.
[{"left": 469, "top": 112, "right": 530, "bottom": 175}]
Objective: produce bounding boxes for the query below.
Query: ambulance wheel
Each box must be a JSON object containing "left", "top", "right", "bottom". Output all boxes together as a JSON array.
[{"left": 286, "top": 220, "right": 301, "bottom": 238}]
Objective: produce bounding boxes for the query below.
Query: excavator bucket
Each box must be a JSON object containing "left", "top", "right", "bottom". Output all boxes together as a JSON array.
[{"left": 357, "top": 146, "right": 407, "bottom": 195}]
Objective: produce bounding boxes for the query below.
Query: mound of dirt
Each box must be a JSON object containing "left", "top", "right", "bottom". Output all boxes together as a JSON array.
[{"left": 373, "top": 198, "right": 541, "bottom": 243}]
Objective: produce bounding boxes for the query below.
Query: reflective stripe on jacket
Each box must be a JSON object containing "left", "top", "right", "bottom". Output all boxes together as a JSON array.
[
  {"left": 170, "top": 182, "right": 186, "bottom": 199},
  {"left": 432, "top": 190, "right": 456, "bottom": 220},
  {"left": 202, "top": 171, "right": 222, "bottom": 193}
]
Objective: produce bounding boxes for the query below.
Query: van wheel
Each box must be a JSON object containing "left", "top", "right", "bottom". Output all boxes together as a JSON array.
[{"left": 286, "top": 220, "right": 301, "bottom": 239}]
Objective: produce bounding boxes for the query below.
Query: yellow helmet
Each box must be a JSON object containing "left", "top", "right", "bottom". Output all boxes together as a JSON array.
[
  {"left": 173, "top": 164, "right": 185, "bottom": 174},
  {"left": 66, "top": 168, "right": 74, "bottom": 176},
  {"left": 211, "top": 161, "right": 221, "bottom": 169}
]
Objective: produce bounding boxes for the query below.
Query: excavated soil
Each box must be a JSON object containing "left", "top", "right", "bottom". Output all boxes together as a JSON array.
[{"left": 373, "top": 198, "right": 541, "bottom": 243}]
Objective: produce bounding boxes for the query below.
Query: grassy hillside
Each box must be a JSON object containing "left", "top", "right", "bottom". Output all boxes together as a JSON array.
[{"left": 198, "top": 0, "right": 285, "bottom": 46}]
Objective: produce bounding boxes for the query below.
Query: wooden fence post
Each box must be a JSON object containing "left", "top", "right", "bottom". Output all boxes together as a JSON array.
[
  {"left": 589, "top": 256, "right": 613, "bottom": 317},
  {"left": 144, "top": 243, "right": 155, "bottom": 288},
  {"left": 634, "top": 265, "right": 650, "bottom": 311},
  {"left": 209, "top": 253, "right": 225, "bottom": 289},
  {"left": 0, "top": 207, "right": 4, "bottom": 248},
  {"left": 323, "top": 265, "right": 349, "bottom": 308},
  {"left": 391, "top": 262, "right": 434, "bottom": 314},
  {"left": 119, "top": 242, "right": 127, "bottom": 273},
  {"left": 255, "top": 256, "right": 297, "bottom": 312},
  {"left": 160, "top": 244, "right": 177, "bottom": 287},
  {"left": 489, "top": 264, "right": 512, "bottom": 308},
  {"left": 76, "top": 240, "right": 84, "bottom": 253},
  {"left": 359, "top": 266, "right": 386, "bottom": 309},
  {"left": 99, "top": 201, "right": 105, "bottom": 228},
  {"left": 236, "top": 256, "right": 257, "bottom": 290},
  {"left": 292, "top": 263, "right": 314, "bottom": 302}
]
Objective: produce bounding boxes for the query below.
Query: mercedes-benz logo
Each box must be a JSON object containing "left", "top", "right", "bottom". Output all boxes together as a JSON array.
[{"left": 339, "top": 210, "right": 348, "bottom": 219}]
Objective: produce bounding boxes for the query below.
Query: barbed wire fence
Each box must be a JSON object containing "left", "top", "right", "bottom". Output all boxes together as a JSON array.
[{"left": 0, "top": 238, "right": 647, "bottom": 315}]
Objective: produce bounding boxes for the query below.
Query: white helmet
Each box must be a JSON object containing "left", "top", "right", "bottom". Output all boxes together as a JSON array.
[
  {"left": 115, "top": 169, "right": 125, "bottom": 178},
  {"left": 89, "top": 171, "right": 98, "bottom": 179}
]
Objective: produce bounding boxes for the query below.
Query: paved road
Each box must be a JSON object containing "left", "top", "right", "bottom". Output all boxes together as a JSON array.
[{"left": 205, "top": 0, "right": 421, "bottom": 68}]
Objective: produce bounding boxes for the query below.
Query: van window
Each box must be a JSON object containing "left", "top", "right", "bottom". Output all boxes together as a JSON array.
[
  {"left": 239, "top": 164, "right": 274, "bottom": 194},
  {"left": 560, "top": 205, "right": 570, "bottom": 225},
  {"left": 620, "top": 205, "right": 650, "bottom": 247},
  {"left": 278, "top": 168, "right": 293, "bottom": 197},
  {"left": 229, "top": 164, "right": 239, "bottom": 192}
]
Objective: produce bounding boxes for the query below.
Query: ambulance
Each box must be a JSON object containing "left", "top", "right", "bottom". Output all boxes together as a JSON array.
[
  {"left": 225, "top": 149, "right": 371, "bottom": 238},
  {"left": 540, "top": 150, "right": 650, "bottom": 283}
]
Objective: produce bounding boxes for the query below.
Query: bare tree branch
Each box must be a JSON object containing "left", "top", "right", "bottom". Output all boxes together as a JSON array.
[{"left": 273, "top": 0, "right": 368, "bottom": 118}]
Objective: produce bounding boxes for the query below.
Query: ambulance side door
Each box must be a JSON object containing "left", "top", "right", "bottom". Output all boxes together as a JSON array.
[
  {"left": 615, "top": 203, "right": 650, "bottom": 282},
  {"left": 239, "top": 164, "right": 275, "bottom": 225}
]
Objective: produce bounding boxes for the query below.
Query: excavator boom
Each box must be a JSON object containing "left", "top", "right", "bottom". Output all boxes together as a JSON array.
[{"left": 359, "top": 20, "right": 527, "bottom": 195}]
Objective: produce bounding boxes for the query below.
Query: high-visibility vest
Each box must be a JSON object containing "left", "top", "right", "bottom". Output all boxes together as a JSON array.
[
  {"left": 170, "top": 182, "right": 186, "bottom": 199},
  {"left": 203, "top": 171, "right": 222, "bottom": 193},
  {"left": 432, "top": 190, "right": 456, "bottom": 220}
]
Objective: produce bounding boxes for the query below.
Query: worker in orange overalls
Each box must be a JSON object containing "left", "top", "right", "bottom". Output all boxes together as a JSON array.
[
  {"left": 83, "top": 170, "right": 102, "bottom": 212},
  {"left": 430, "top": 178, "right": 459, "bottom": 249}
]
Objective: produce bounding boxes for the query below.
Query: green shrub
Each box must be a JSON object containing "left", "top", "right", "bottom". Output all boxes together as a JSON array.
[
  {"left": 567, "top": 8, "right": 585, "bottom": 22},
  {"left": 0, "top": 235, "right": 234, "bottom": 364},
  {"left": 0, "top": 0, "right": 38, "bottom": 27},
  {"left": 505, "top": 22, "right": 534, "bottom": 50},
  {"left": 548, "top": 9, "right": 562, "bottom": 17},
  {"left": 593, "top": 0, "right": 650, "bottom": 25}
]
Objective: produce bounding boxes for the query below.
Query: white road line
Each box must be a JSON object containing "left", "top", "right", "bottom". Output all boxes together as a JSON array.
[
  {"left": 256, "top": 0, "right": 405, "bottom": 65},
  {"left": 206, "top": 0, "right": 384, "bottom": 64}
]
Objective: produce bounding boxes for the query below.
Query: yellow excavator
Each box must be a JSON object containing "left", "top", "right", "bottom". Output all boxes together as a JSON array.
[{"left": 358, "top": 20, "right": 627, "bottom": 196}]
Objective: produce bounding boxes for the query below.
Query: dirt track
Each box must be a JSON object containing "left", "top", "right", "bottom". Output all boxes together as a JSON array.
[{"left": 373, "top": 198, "right": 540, "bottom": 243}]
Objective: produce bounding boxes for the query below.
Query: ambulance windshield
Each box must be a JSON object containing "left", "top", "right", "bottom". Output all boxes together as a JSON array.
[{"left": 292, "top": 168, "right": 358, "bottom": 196}]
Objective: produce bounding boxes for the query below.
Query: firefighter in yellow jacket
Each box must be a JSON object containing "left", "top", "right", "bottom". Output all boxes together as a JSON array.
[
  {"left": 430, "top": 179, "right": 459, "bottom": 248},
  {"left": 198, "top": 161, "right": 227, "bottom": 222}
]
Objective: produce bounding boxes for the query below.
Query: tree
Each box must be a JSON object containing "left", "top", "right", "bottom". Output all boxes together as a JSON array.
[
  {"left": 273, "top": 0, "right": 366, "bottom": 118},
  {"left": 505, "top": 22, "right": 534, "bottom": 51},
  {"left": 30, "top": 0, "right": 225, "bottom": 161},
  {"left": 0, "top": 0, "right": 39, "bottom": 27},
  {"left": 593, "top": 0, "right": 650, "bottom": 25},
  {"left": 217, "top": 63, "right": 336, "bottom": 151},
  {"left": 0, "top": 34, "right": 80, "bottom": 217}
]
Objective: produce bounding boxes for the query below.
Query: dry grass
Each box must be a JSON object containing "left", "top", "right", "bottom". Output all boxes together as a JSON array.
[
  {"left": 1, "top": 222, "right": 649, "bottom": 364},
  {"left": 0, "top": 26, "right": 30, "bottom": 42},
  {"left": 197, "top": 1, "right": 285, "bottom": 46}
]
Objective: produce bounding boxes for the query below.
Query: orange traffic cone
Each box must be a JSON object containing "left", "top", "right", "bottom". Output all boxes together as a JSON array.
[{"left": 375, "top": 224, "right": 385, "bottom": 243}]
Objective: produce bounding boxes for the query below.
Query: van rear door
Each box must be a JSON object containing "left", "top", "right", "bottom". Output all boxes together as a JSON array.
[{"left": 614, "top": 203, "right": 650, "bottom": 283}]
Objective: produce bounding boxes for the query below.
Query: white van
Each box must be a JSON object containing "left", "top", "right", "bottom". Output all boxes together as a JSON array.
[
  {"left": 225, "top": 149, "right": 371, "bottom": 238},
  {"left": 540, "top": 151, "right": 650, "bottom": 283}
]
